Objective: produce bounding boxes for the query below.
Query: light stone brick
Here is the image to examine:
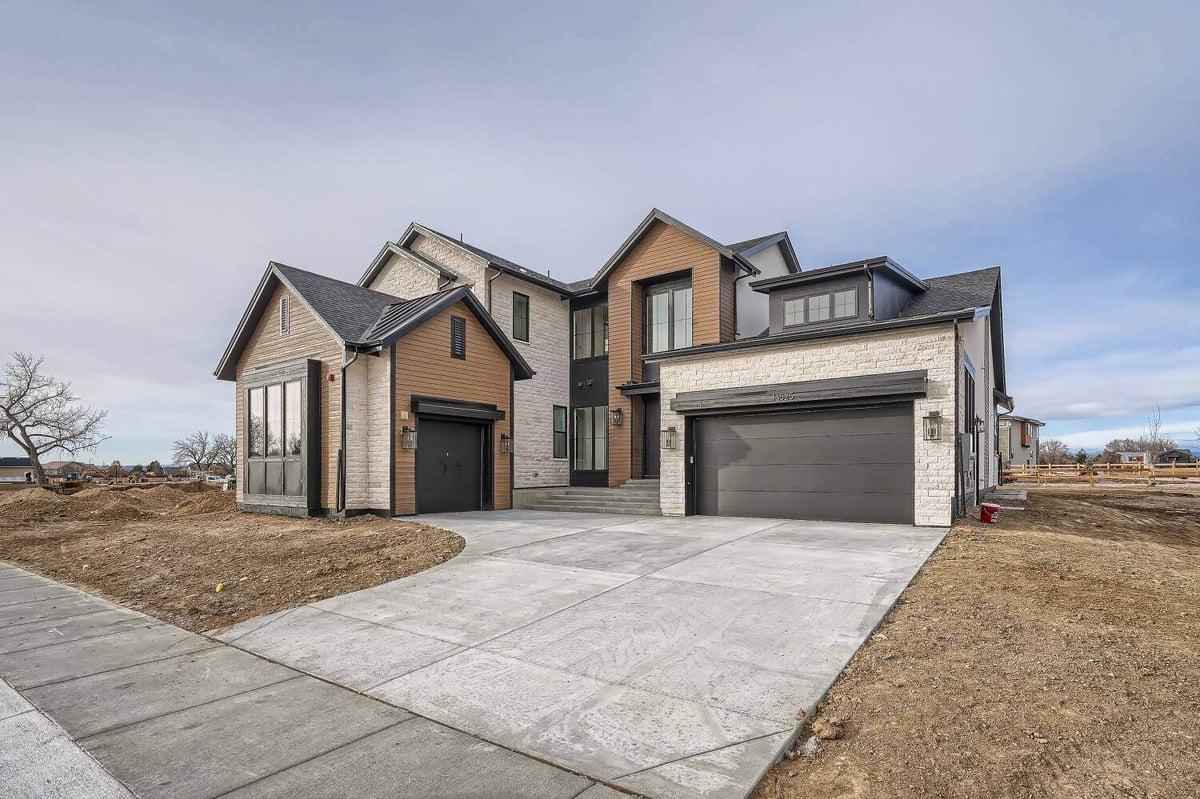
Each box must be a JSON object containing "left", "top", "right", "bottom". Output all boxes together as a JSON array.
[
  {"left": 369, "top": 253, "right": 442, "bottom": 299},
  {"left": 491, "top": 275, "right": 571, "bottom": 488},
  {"left": 658, "top": 325, "right": 959, "bottom": 526},
  {"left": 410, "top": 234, "right": 489, "bottom": 304}
]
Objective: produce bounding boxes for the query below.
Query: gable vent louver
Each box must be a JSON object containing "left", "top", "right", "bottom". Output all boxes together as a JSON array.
[{"left": 279, "top": 295, "right": 291, "bottom": 335}]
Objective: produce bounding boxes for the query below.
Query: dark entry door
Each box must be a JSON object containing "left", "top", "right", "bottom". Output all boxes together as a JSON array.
[
  {"left": 643, "top": 395, "right": 661, "bottom": 478},
  {"left": 416, "top": 419, "right": 483, "bottom": 513},
  {"left": 693, "top": 403, "right": 914, "bottom": 524}
]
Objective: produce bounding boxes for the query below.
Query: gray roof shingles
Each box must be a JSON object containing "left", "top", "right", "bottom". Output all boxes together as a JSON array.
[
  {"left": 274, "top": 263, "right": 406, "bottom": 343},
  {"left": 727, "top": 233, "right": 783, "bottom": 253},
  {"left": 898, "top": 266, "right": 1000, "bottom": 318}
]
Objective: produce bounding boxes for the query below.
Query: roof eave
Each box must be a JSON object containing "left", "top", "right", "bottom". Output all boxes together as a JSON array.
[{"left": 592, "top": 208, "right": 736, "bottom": 287}]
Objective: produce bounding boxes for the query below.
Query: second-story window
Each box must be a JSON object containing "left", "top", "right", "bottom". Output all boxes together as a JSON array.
[
  {"left": 645, "top": 282, "right": 692, "bottom": 353},
  {"left": 783, "top": 287, "right": 858, "bottom": 328},
  {"left": 573, "top": 305, "right": 608, "bottom": 359},
  {"left": 513, "top": 292, "right": 529, "bottom": 342}
]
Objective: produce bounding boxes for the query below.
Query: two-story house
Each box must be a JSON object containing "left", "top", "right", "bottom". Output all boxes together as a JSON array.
[{"left": 216, "top": 208, "right": 1009, "bottom": 526}]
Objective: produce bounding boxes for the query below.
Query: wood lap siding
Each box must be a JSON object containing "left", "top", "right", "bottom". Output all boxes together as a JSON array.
[
  {"left": 607, "top": 221, "right": 722, "bottom": 486},
  {"left": 235, "top": 282, "right": 342, "bottom": 509},
  {"left": 720, "top": 256, "right": 737, "bottom": 342},
  {"left": 393, "top": 301, "right": 512, "bottom": 514}
]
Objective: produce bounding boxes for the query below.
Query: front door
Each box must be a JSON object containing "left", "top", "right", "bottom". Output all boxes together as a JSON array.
[
  {"left": 570, "top": 405, "right": 608, "bottom": 486},
  {"left": 643, "top": 395, "right": 660, "bottom": 478}
]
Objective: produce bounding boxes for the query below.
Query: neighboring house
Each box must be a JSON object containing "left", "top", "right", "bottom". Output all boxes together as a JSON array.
[
  {"left": 216, "top": 264, "right": 533, "bottom": 517},
  {"left": 0, "top": 457, "right": 34, "bottom": 483},
  {"left": 1157, "top": 448, "right": 1196, "bottom": 464},
  {"left": 998, "top": 414, "right": 1044, "bottom": 467},
  {"left": 42, "top": 461, "right": 95, "bottom": 481},
  {"left": 1119, "top": 451, "right": 1150, "bottom": 464},
  {"left": 216, "top": 207, "right": 1007, "bottom": 525}
]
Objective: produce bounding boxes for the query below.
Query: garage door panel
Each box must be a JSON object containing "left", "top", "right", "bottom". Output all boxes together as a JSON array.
[
  {"left": 699, "top": 462, "right": 915, "bottom": 494},
  {"left": 697, "top": 432, "right": 913, "bottom": 467},
  {"left": 694, "top": 403, "right": 914, "bottom": 524},
  {"left": 704, "top": 489, "right": 915, "bottom": 524}
]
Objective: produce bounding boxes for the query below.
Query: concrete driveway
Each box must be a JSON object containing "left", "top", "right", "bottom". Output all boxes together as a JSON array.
[{"left": 218, "top": 511, "right": 945, "bottom": 799}]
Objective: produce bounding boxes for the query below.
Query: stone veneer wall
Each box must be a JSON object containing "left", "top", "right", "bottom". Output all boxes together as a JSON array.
[
  {"left": 410, "top": 234, "right": 489, "bottom": 304},
  {"left": 369, "top": 253, "right": 441, "bottom": 299},
  {"left": 657, "top": 324, "right": 959, "bottom": 526},
  {"left": 491, "top": 275, "right": 571, "bottom": 488}
]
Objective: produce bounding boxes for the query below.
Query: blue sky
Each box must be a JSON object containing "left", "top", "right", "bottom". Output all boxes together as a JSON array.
[{"left": 2, "top": 1, "right": 1198, "bottom": 464}]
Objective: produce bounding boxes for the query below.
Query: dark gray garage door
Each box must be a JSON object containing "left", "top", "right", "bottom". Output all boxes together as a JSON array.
[
  {"left": 694, "top": 403, "right": 914, "bottom": 523},
  {"left": 416, "top": 419, "right": 484, "bottom": 514}
]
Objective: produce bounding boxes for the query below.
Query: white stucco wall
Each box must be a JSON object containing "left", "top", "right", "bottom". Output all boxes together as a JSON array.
[
  {"left": 959, "top": 314, "right": 998, "bottom": 491},
  {"left": 368, "top": 252, "right": 442, "bottom": 299},
  {"left": 657, "top": 324, "right": 959, "bottom": 526},
  {"left": 491, "top": 275, "right": 571, "bottom": 487},
  {"left": 736, "top": 243, "right": 791, "bottom": 338}
]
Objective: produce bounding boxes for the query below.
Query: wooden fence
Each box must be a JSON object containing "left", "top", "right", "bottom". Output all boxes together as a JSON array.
[{"left": 1003, "top": 461, "right": 1200, "bottom": 485}]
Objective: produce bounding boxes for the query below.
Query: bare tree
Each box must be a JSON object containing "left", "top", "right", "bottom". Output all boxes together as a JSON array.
[
  {"left": 0, "top": 352, "right": 108, "bottom": 485},
  {"left": 172, "top": 431, "right": 218, "bottom": 473},
  {"left": 1141, "top": 404, "right": 1177, "bottom": 457},
  {"left": 213, "top": 433, "right": 237, "bottom": 474},
  {"left": 1038, "top": 439, "right": 1073, "bottom": 465}
]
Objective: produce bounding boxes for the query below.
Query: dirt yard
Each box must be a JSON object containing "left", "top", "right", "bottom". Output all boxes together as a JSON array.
[
  {"left": 755, "top": 488, "right": 1200, "bottom": 799},
  {"left": 0, "top": 484, "right": 463, "bottom": 632}
]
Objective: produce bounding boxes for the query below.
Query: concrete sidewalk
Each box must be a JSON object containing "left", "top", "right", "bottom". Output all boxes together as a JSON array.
[{"left": 0, "top": 561, "right": 613, "bottom": 799}]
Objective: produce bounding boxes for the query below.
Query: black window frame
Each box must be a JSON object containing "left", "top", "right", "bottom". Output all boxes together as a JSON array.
[
  {"left": 512, "top": 292, "right": 530, "bottom": 342},
  {"left": 643, "top": 278, "right": 693, "bottom": 354},
  {"left": 552, "top": 405, "right": 568, "bottom": 459},
  {"left": 572, "top": 305, "right": 608, "bottom": 361},
  {"left": 450, "top": 316, "right": 467, "bottom": 359}
]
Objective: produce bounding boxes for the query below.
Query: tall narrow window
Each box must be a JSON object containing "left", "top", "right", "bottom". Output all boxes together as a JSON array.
[
  {"left": 513, "top": 292, "right": 530, "bottom": 342},
  {"left": 248, "top": 387, "right": 265, "bottom": 457},
  {"left": 265, "top": 384, "right": 282, "bottom": 456},
  {"left": 279, "top": 295, "right": 291, "bottom": 335},
  {"left": 783, "top": 298, "right": 804, "bottom": 326},
  {"left": 553, "top": 406, "right": 567, "bottom": 459},
  {"left": 450, "top": 316, "right": 466, "bottom": 359},
  {"left": 645, "top": 281, "right": 692, "bottom": 353},
  {"left": 284, "top": 381, "right": 302, "bottom": 456}
]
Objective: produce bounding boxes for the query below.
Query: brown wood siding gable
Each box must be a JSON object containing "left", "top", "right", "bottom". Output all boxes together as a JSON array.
[
  {"left": 392, "top": 301, "right": 513, "bottom": 514},
  {"left": 235, "top": 282, "right": 343, "bottom": 510},
  {"left": 606, "top": 221, "right": 723, "bottom": 486}
]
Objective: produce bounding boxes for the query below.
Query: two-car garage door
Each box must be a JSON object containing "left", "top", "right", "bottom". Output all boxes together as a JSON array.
[{"left": 693, "top": 403, "right": 915, "bottom": 524}]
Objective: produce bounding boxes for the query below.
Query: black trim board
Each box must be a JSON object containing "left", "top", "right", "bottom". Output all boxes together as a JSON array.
[
  {"left": 670, "top": 371, "right": 927, "bottom": 415},
  {"left": 411, "top": 396, "right": 506, "bottom": 421}
]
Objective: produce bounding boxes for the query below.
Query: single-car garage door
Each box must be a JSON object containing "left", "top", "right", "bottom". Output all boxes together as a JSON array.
[
  {"left": 416, "top": 418, "right": 484, "bottom": 513},
  {"left": 693, "top": 403, "right": 914, "bottom": 523}
]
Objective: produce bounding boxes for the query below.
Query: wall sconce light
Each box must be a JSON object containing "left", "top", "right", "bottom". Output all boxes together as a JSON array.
[
  {"left": 922, "top": 411, "right": 942, "bottom": 441},
  {"left": 973, "top": 416, "right": 985, "bottom": 434},
  {"left": 661, "top": 426, "right": 677, "bottom": 450},
  {"left": 401, "top": 426, "right": 417, "bottom": 450},
  {"left": 500, "top": 433, "right": 512, "bottom": 454},
  {"left": 610, "top": 408, "right": 623, "bottom": 427}
]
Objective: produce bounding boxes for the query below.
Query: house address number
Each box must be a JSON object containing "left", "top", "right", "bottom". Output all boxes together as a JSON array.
[{"left": 769, "top": 392, "right": 797, "bottom": 402}]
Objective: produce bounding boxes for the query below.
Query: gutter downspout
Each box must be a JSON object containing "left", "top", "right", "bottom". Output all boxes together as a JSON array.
[
  {"left": 338, "top": 349, "right": 360, "bottom": 515},
  {"left": 486, "top": 266, "right": 502, "bottom": 313}
]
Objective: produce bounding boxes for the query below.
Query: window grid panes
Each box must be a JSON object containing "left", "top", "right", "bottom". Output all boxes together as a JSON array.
[
  {"left": 645, "top": 283, "right": 692, "bottom": 353},
  {"left": 833, "top": 288, "right": 856, "bottom": 319},
  {"left": 784, "top": 299, "right": 803, "bottom": 326},
  {"left": 673, "top": 287, "right": 692, "bottom": 348},
  {"left": 807, "top": 294, "right": 831, "bottom": 322}
]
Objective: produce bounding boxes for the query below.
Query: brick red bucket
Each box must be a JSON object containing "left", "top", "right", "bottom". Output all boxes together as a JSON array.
[{"left": 980, "top": 503, "right": 1000, "bottom": 524}]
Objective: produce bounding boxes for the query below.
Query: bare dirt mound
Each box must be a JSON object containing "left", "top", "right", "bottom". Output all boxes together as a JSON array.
[
  {"left": 0, "top": 488, "right": 68, "bottom": 524},
  {"left": 169, "top": 491, "right": 236, "bottom": 516}
]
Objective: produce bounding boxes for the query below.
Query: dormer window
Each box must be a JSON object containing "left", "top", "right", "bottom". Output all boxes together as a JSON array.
[
  {"left": 279, "top": 295, "right": 291, "bottom": 335},
  {"left": 783, "top": 288, "right": 857, "bottom": 327}
]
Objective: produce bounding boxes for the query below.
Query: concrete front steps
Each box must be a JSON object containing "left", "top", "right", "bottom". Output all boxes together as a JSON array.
[{"left": 520, "top": 479, "right": 661, "bottom": 515}]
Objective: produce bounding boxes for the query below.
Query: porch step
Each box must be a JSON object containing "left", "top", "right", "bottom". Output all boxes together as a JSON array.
[{"left": 520, "top": 479, "right": 661, "bottom": 516}]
